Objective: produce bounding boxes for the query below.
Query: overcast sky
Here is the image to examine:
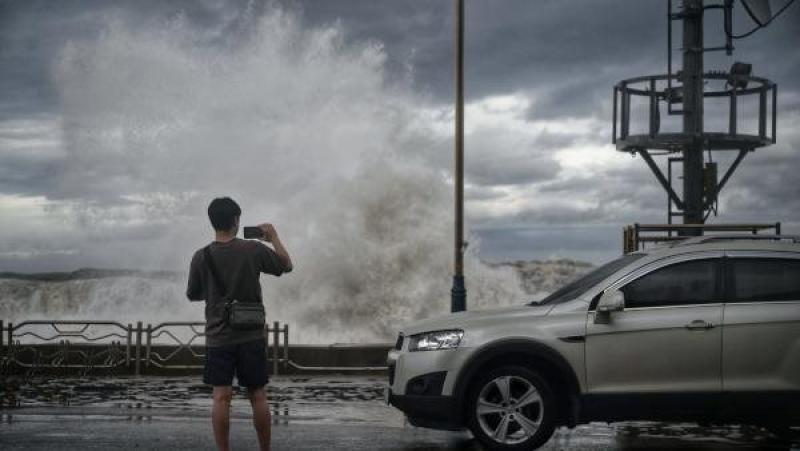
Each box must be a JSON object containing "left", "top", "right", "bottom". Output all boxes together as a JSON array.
[{"left": 0, "top": 0, "right": 798, "bottom": 272}]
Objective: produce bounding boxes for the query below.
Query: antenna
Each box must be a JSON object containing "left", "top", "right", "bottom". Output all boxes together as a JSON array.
[
  {"left": 611, "top": 0, "right": 794, "bottom": 240},
  {"left": 741, "top": 0, "right": 772, "bottom": 25}
]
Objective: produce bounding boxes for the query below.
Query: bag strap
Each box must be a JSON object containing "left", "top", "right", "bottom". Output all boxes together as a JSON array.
[{"left": 203, "top": 245, "right": 229, "bottom": 301}]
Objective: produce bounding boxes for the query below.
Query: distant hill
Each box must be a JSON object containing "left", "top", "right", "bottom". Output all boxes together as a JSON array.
[{"left": 0, "top": 267, "right": 184, "bottom": 282}]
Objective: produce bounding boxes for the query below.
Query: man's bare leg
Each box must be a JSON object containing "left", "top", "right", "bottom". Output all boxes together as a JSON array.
[
  {"left": 248, "top": 387, "right": 272, "bottom": 451},
  {"left": 212, "top": 386, "right": 233, "bottom": 451}
]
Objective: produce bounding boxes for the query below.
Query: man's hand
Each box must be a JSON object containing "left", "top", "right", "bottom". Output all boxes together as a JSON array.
[
  {"left": 257, "top": 222, "right": 293, "bottom": 272},
  {"left": 257, "top": 223, "right": 277, "bottom": 243}
]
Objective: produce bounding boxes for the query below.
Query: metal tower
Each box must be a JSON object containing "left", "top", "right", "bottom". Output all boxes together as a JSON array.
[{"left": 612, "top": 0, "right": 788, "bottom": 247}]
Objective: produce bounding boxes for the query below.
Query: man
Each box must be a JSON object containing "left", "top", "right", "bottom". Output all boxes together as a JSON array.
[{"left": 186, "top": 197, "right": 293, "bottom": 451}]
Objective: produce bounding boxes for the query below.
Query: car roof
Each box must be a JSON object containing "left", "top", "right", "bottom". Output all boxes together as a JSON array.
[{"left": 576, "top": 235, "right": 800, "bottom": 302}]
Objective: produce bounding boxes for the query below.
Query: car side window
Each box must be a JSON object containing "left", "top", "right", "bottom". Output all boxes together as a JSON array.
[
  {"left": 730, "top": 258, "right": 800, "bottom": 302},
  {"left": 621, "top": 259, "right": 718, "bottom": 308}
]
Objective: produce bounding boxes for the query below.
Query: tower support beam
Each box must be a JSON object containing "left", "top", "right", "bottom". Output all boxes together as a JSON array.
[
  {"left": 637, "top": 149, "right": 685, "bottom": 211},
  {"left": 681, "top": 0, "right": 706, "bottom": 235},
  {"left": 704, "top": 148, "right": 749, "bottom": 210}
]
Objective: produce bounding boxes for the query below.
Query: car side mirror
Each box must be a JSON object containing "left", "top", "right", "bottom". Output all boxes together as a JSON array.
[{"left": 594, "top": 290, "right": 625, "bottom": 324}]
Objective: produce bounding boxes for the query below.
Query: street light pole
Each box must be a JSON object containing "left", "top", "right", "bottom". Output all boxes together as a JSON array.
[{"left": 451, "top": 0, "right": 467, "bottom": 312}]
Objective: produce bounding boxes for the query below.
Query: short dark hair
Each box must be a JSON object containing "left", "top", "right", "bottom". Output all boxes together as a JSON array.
[{"left": 207, "top": 197, "right": 241, "bottom": 231}]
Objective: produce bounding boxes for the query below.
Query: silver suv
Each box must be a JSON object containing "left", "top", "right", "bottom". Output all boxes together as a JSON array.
[{"left": 387, "top": 236, "right": 800, "bottom": 450}]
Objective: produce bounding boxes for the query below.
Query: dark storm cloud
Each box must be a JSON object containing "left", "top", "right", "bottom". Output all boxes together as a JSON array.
[
  {"left": 0, "top": 0, "right": 271, "bottom": 205},
  {"left": 472, "top": 224, "right": 623, "bottom": 263},
  {"left": 296, "top": 0, "right": 668, "bottom": 102},
  {"left": 2, "top": 0, "right": 798, "bottom": 120},
  {"left": 464, "top": 127, "right": 563, "bottom": 186},
  {"left": 524, "top": 177, "right": 666, "bottom": 225},
  {"left": 465, "top": 185, "right": 507, "bottom": 201},
  {"left": 0, "top": 0, "right": 267, "bottom": 121},
  {"left": 718, "top": 132, "right": 800, "bottom": 221},
  {"left": 0, "top": 153, "right": 61, "bottom": 195},
  {"left": 299, "top": 0, "right": 800, "bottom": 251},
  {"left": 297, "top": 1, "right": 798, "bottom": 105},
  {"left": 290, "top": 0, "right": 451, "bottom": 90}
]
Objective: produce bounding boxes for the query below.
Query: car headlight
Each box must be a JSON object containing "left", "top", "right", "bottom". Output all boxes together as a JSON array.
[{"left": 408, "top": 329, "right": 464, "bottom": 352}]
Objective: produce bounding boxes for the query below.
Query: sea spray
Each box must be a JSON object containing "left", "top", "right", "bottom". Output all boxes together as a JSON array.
[
  {"left": 0, "top": 259, "right": 593, "bottom": 344},
  {"left": 3, "top": 4, "right": 533, "bottom": 342}
]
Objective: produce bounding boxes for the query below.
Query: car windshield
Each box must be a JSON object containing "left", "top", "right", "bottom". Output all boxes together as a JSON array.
[{"left": 530, "top": 254, "right": 645, "bottom": 305}]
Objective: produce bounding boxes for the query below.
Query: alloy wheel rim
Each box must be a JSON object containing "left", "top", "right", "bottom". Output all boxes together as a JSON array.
[{"left": 476, "top": 375, "right": 543, "bottom": 445}]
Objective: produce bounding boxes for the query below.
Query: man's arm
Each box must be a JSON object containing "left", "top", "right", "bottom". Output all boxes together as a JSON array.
[
  {"left": 258, "top": 223, "right": 293, "bottom": 273},
  {"left": 186, "top": 251, "right": 205, "bottom": 301}
]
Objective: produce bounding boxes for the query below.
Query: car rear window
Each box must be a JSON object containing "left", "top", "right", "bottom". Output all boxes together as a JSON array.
[{"left": 729, "top": 258, "right": 800, "bottom": 302}]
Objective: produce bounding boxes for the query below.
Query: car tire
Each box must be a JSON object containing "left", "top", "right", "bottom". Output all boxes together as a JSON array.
[{"left": 466, "top": 365, "right": 556, "bottom": 451}]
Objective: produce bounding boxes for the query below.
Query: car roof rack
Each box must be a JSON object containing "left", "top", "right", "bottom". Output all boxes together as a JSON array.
[
  {"left": 673, "top": 234, "right": 800, "bottom": 247},
  {"left": 622, "top": 223, "right": 783, "bottom": 254}
]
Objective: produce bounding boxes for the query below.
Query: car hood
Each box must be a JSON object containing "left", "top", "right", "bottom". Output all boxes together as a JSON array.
[{"left": 401, "top": 303, "right": 555, "bottom": 336}]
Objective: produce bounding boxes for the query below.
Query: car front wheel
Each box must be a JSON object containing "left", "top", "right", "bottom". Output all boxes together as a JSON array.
[{"left": 467, "top": 365, "right": 556, "bottom": 450}]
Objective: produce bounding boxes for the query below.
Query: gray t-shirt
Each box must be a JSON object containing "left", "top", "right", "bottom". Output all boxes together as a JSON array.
[{"left": 186, "top": 238, "right": 287, "bottom": 347}]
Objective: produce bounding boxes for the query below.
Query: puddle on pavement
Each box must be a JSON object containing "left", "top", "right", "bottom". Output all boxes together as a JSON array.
[
  {"left": 1, "top": 376, "right": 797, "bottom": 448},
  {"left": 0, "top": 375, "right": 397, "bottom": 425}
]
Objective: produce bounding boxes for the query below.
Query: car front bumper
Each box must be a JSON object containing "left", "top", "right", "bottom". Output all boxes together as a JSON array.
[
  {"left": 386, "top": 345, "right": 472, "bottom": 396},
  {"left": 387, "top": 393, "right": 462, "bottom": 430},
  {"left": 387, "top": 346, "right": 471, "bottom": 431}
]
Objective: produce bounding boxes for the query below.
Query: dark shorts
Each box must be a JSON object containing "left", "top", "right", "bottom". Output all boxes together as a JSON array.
[{"left": 204, "top": 338, "right": 269, "bottom": 388}]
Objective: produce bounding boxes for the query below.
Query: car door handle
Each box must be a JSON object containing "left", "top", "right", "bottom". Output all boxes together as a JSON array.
[{"left": 685, "top": 319, "right": 714, "bottom": 330}]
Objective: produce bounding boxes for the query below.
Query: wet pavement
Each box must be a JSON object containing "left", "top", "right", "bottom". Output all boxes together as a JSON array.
[{"left": 0, "top": 376, "right": 798, "bottom": 450}]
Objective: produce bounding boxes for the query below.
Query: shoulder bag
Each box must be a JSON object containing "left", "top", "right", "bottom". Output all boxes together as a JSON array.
[{"left": 203, "top": 246, "right": 265, "bottom": 330}]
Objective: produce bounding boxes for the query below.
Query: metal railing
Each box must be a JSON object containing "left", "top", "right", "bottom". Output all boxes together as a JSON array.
[
  {"left": 0, "top": 319, "right": 389, "bottom": 376},
  {"left": 0, "top": 319, "right": 290, "bottom": 377},
  {"left": 612, "top": 72, "right": 777, "bottom": 152},
  {"left": 145, "top": 322, "right": 206, "bottom": 370},
  {"left": 0, "top": 320, "right": 130, "bottom": 376}
]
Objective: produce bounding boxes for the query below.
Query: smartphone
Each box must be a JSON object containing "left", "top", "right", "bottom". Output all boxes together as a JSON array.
[{"left": 243, "top": 226, "right": 264, "bottom": 239}]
